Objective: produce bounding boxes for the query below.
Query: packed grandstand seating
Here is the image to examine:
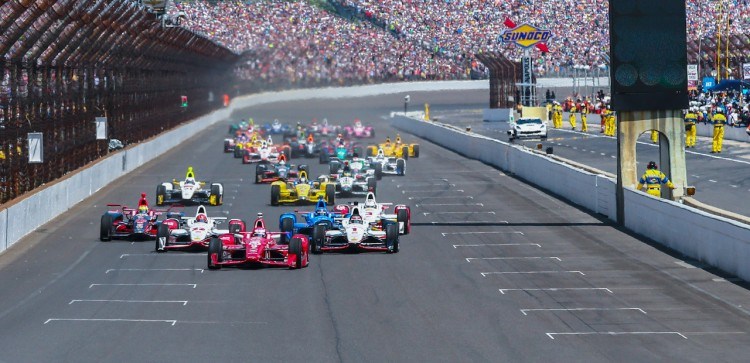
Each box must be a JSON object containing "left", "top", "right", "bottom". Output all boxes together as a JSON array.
[{"left": 173, "top": 0, "right": 750, "bottom": 83}]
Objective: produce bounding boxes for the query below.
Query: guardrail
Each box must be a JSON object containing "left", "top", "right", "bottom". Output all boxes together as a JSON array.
[{"left": 392, "top": 115, "right": 750, "bottom": 281}]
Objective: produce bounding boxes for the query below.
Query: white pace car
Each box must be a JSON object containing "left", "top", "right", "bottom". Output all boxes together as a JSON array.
[
  {"left": 155, "top": 205, "right": 228, "bottom": 252},
  {"left": 508, "top": 117, "right": 548, "bottom": 141}
]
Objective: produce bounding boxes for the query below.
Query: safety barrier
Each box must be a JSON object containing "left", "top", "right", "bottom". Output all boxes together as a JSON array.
[
  {"left": 392, "top": 115, "right": 750, "bottom": 281},
  {"left": 696, "top": 123, "right": 750, "bottom": 143},
  {"left": 0, "top": 80, "right": 489, "bottom": 254}
]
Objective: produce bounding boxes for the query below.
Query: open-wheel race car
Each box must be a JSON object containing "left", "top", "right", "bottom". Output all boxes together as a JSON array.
[
  {"left": 155, "top": 167, "right": 224, "bottom": 206},
  {"left": 207, "top": 213, "right": 309, "bottom": 270},
  {"left": 327, "top": 158, "right": 378, "bottom": 197},
  {"left": 254, "top": 155, "right": 307, "bottom": 184},
  {"left": 155, "top": 205, "right": 228, "bottom": 252},
  {"left": 242, "top": 137, "right": 291, "bottom": 164},
  {"left": 278, "top": 199, "right": 349, "bottom": 237},
  {"left": 309, "top": 204, "right": 399, "bottom": 254},
  {"left": 344, "top": 119, "right": 375, "bottom": 138},
  {"left": 367, "top": 148, "right": 406, "bottom": 176},
  {"left": 100, "top": 193, "right": 182, "bottom": 241},
  {"left": 354, "top": 192, "right": 411, "bottom": 235},
  {"left": 368, "top": 134, "right": 419, "bottom": 159},
  {"left": 270, "top": 171, "right": 336, "bottom": 206}
]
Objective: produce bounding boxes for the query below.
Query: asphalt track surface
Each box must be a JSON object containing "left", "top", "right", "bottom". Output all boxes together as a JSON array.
[
  {"left": 439, "top": 108, "right": 750, "bottom": 217},
  {"left": 2, "top": 90, "right": 750, "bottom": 362}
]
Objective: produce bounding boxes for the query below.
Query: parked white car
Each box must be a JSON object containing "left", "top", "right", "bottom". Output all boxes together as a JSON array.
[{"left": 508, "top": 117, "right": 547, "bottom": 141}]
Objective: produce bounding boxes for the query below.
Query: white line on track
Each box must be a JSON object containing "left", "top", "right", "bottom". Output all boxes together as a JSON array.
[
  {"left": 442, "top": 231, "right": 522, "bottom": 236},
  {"left": 545, "top": 331, "right": 687, "bottom": 340},
  {"left": 423, "top": 211, "right": 494, "bottom": 216},
  {"left": 481, "top": 270, "right": 584, "bottom": 277},
  {"left": 44, "top": 318, "right": 178, "bottom": 326},
  {"left": 453, "top": 243, "right": 540, "bottom": 248},
  {"left": 416, "top": 203, "right": 484, "bottom": 207},
  {"left": 409, "top": 196, "right": 473, "bottom": 200},
  {"left": 466, "top": 257, "right": 561, "bottom": 262},
  {"left": 521, "top": 307, "right": 645, "bottom": 316},
  {"left": 709, "top": 179, "right": 717, "bottom": 183},
  {"left": 105, "top": 268, "right": 204, "bottom": 274},
  {"left": 500, "top": 287, "right": 612, "bottom": 294},
  {"left": 69, "top": 299, "right": 188, "bottom": 305},
  {"left": 120, "top": 253, "right": 202, "bottom": 259},
  {"left": 89, "top": 283, "right": 197, "bottom": 288},
  {"left": 403, "top": 189, "right": 464, "bottom": 194}
]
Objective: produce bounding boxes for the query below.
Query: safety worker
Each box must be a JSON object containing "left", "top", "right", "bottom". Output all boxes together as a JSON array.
[
  {"left": 651, "top": 130, "right": 659, "bottom": 144},
  {"left": 568, "top": 105, "right": 577, "bottom": 130},
  {"left": 636, "top": 161, "right": 675, "bottom": 198},
  {"left": 684, "top": 108, "right": 698, "bottom": 148},
  {"left": 186, "top": 166, "right": 195, "bottom": 180},
  {"left": 604, "top": 107, "right": 616, "bottom": 137},
  {"left": 712, "top": 109, "right": 727, "bottom": 153},
  {"left": 555, "top": 102, "right": 564, "bottom": 128},
  {"left": 579, "top": 102, "right": 588, "bottom": 132}
]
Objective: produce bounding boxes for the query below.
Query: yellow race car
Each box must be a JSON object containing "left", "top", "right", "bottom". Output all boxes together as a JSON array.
[
  {"left": 367, "top": 134, "right": 419, "bottom": 159},
  {"left": 270, "top": 171, "right": 335, "bottom": 206}
]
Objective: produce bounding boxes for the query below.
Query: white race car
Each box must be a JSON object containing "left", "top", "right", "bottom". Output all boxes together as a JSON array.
[
  {"left": 310, "top": 205, "right": 399, "bottom": 253},
  {"left": 355, "top": 192, "right": 411, "bottom": 235},
  {"left": 508, "top": 117, "right": 548, "bottom": 141},
  {"left": 155, "top": 205, "right": 228, "bottom": 251},
  {"left": 367, "top": 148, "right": 406, "bottom": 176},
  {"left": 156, "top": 169, "right": 224, "bottom": 206}
]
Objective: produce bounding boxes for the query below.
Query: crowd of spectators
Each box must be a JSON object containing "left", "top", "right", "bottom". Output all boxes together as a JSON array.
[
  {"left": 690, "top": 90, "right": 750, "bottom": 127},
  {"left": 172, "top": 0, "right": 750, "bottom": 86}
]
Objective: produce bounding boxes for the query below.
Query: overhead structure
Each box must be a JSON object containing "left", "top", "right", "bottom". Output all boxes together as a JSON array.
[
  {"left": 0, "top": 0, "right": 238, "bottom": 204},
  {"left": 475, "top": 53, "right": 521, "bottom": 109}
]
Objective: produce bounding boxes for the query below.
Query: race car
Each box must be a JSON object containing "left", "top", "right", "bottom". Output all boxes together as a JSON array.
[
  {"left": 261, "top": 119, "right": 294, "bottom": 136},
  {"left": 327, "top": 159, "right": 378, "bottom": 197},
  {"left": 368, "top": 134, "right": 419, "bottom": 159},
  {"left": 309, "top": 205, "right": 399, "bottom": 254},
  {"left": 255, "top": 156, "right": 307, "bottom": 184},
  {"left": 207, "top": 213, "right": 309, "bottom": 270},
  {"left": 278, "top": 199, "right": 349, "bottom": 237},
  {"left": 288, "top": 134, "right": 321, "bottom": 158},
  {"left": 344, "top": 119, "right": 375, "bottom": 138},
  {"left": 319, "top": 140, "right": 364, "bottom": 164},
  {"left": 100, "top": 193, "right": 181, "bottom": 241},
  {"left": 367, "top": 148, "right": 406, "bottom": 176},
  {"left": 155, "top": 167, "right": 224, "bottom": 206},
  {"left": 231, "top": 132, "right": 262, "bottom": 157},
  {"left": 270, "top": 171, "right": 335, "bottom": 206},
  {"left": 155, "top": 205, "right": 228, "bottom": 252},
  {"left": 242, "top": 137, "right": 291, "bottom": 164},
  {"left": 354, "top": 192, "right": 411, "bottom": 235}
]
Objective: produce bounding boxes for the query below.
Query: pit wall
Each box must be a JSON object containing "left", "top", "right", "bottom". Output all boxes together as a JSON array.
[
  {"left": 0, "top": 80, "right": 488, "bottom": 253},
  {"left": 392, "top": 116, "right": 750, "bottom": 281}
]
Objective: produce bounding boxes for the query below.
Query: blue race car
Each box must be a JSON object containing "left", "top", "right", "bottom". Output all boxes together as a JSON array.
[
  {"left": 262, "top": 119, "right": 294, "bottom": 136},
  {"left": 279, "top": 199, "right": 348, "bottom": 237}
]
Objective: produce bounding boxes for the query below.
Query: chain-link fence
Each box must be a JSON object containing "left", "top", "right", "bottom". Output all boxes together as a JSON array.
[{"left": 0, "top": 0, "right": 238, "bottom": 204}]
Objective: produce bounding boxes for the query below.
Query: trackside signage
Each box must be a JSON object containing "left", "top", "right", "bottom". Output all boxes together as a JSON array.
[{"left": 500, "top": 24, "right": 553, "bottom": 48}]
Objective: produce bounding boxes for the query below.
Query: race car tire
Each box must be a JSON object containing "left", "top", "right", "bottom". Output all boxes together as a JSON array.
[
  {"left": 155, "top": 185, "right": 167, "bottom": 206},
  {"left": 207, "top": 237, "right": 223, "bottom": 270},
  {"left": 397, "top": 208, "right": 410, "bottom": 235},
  {"left": 229, "top": 220, "right": 245, "bottom": 234},
  {"left": 255, "top": 165, "right": 264, "bottom": 184},
  {"left": 374, "top": 163, "right": 383, "bottom": 180},
  {"left": 280, "top": 218, "right": 294, "bottom": 244},
  {"left": 385, "top": 223, "right": 399, "bottom": 254},
  {"left": 353, "top": 147, "right": 363, "bottom": 158},
  {"left": 224, "top": 140, "right": 231, "bottom": 153},
  {"left": 271, "top": 185, "right": 281, "bottom": 206},
  {"left": 367, "top": 146, "right": 377, "bottom": 157},
  {"left": 284, "top": 147, "right": 292, "bottom": 161},
  {"left": 329, "top": 161, "right": 340, "bottom": 175},
  {"left": 288, "top": 237, "right": 304, "bottom": 269},
  {"left": 312, "top": 224, "right": 326, "bottom": 254},
  {"left": 325, "top": 184, "right": 335, "bottom": 205},
  {"left": 210, "top": 184, "right": 222, "bottom": 206},
  {"left": 401, "top": 146, "right": 409, "bottom": 160},
  {"left": 367, "top": 177, "right": 377, "bottom": 196},
  {"left": 319, "top": 152, "right": 329, "bottom": 164},
  {"left": 396, "top": 159, "right": 406, "bottom": 176},
  {"left": 413, "top": 145, "right": 420, "bottom": 158},
  {"left": 100, "top": 214, "right": 113, "bottom": 241},
  {"left": 155, "top": 224, "right": 169, "bottom": 252},
  {"left": 234, "top": 147, "right": 242, "bottom": 158},
  {"left": 371, "top": 129, "right": 375, "bottom": 138}
]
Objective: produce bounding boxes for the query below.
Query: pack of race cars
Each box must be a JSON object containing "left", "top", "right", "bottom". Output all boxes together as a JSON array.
[{"left": 98, "top": 117, "right": 421, "bottom": 271}]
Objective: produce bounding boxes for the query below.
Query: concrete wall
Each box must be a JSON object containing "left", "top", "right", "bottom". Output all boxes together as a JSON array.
[
  {"left": 0, "top": 80, "right": 490, "bottom": 254},
  {"left": 696, "top": 123, "right": 750, "bottom": 143},
  {"left": 393, "top": 115, "right": 750, "bottom": 281}
]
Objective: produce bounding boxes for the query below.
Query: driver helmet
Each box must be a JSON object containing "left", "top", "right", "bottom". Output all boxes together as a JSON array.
[
  {"left": 349, "top": 214, "right": 363, "bottom": 224},
  {"left": 385, "top": 137, "right": 391, "bottom": 144},
  {"left": 354, "top": 119, "right": 362, "bottom": 127},
  {"left": 185, "top": 178, "right": 195, "bottom": 185},
  {"left": 299, "top": 174, "right": 308, "bottom": 183},
  {"left": 364, "top": 197, "right": 376, "bottom": 207},
  {"left": 395, "top": 134, "right": 402, "bottom": 144},
  {"left": 138, "top": 205, "right": 149, "bottom": 214},
  {"left": 315, "top": 207, "right": 327, "bottom": 216},
  {"left": 253, "top": 228, "right": 266, "bottom": 238},
  {"left": 195, "top": 214, "right": 208, "bottom": 223},
  {"left": 647, "top": 161, "right": 658, "bottom": 170},
  {"left": 322, "top": 118, "right": 328, "bottom": 126}
]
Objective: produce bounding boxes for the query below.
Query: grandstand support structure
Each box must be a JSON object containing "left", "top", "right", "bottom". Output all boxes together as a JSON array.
[
  {"left": 476, "top": 53, "right": 522, "bottom": 109},
  {"left": 0, "top": 0, "right": 238, "bottom": 205}
]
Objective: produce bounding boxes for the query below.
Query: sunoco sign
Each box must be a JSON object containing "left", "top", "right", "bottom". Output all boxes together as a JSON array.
[{"left": 500, "top": 24, "right": 553, "bottom": 48}]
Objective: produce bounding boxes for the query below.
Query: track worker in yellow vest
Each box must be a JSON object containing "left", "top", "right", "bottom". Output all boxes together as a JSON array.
[
  {"left": 684, "top": 108, "right": 698, "bottom": 148},
  {"left": 579, "top": 102, "right": 588, "bottom": 132},
  {"left": 568, "top": 105, "right": 577, "bottom": 130},
  {"left": 637, "top": 161, "right": 675, "bottom": 197},
  {"left": 651, "top": 129, "right": 658, "bottom": 143},
  {"left": 711, "top": 109, "right": 727, "bottom": 153}
]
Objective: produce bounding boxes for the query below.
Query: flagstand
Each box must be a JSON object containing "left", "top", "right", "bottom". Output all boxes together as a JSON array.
[{"left": 520, "top": 49, "right": 536, "bottom": 106}]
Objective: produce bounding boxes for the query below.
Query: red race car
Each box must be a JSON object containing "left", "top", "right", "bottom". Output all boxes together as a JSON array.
[
  {"left": 207, "top": 213, "right": 310, "bottom": 270},
  {"left": 100, "top": 193, "right": 182, "bottom": 241}
]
